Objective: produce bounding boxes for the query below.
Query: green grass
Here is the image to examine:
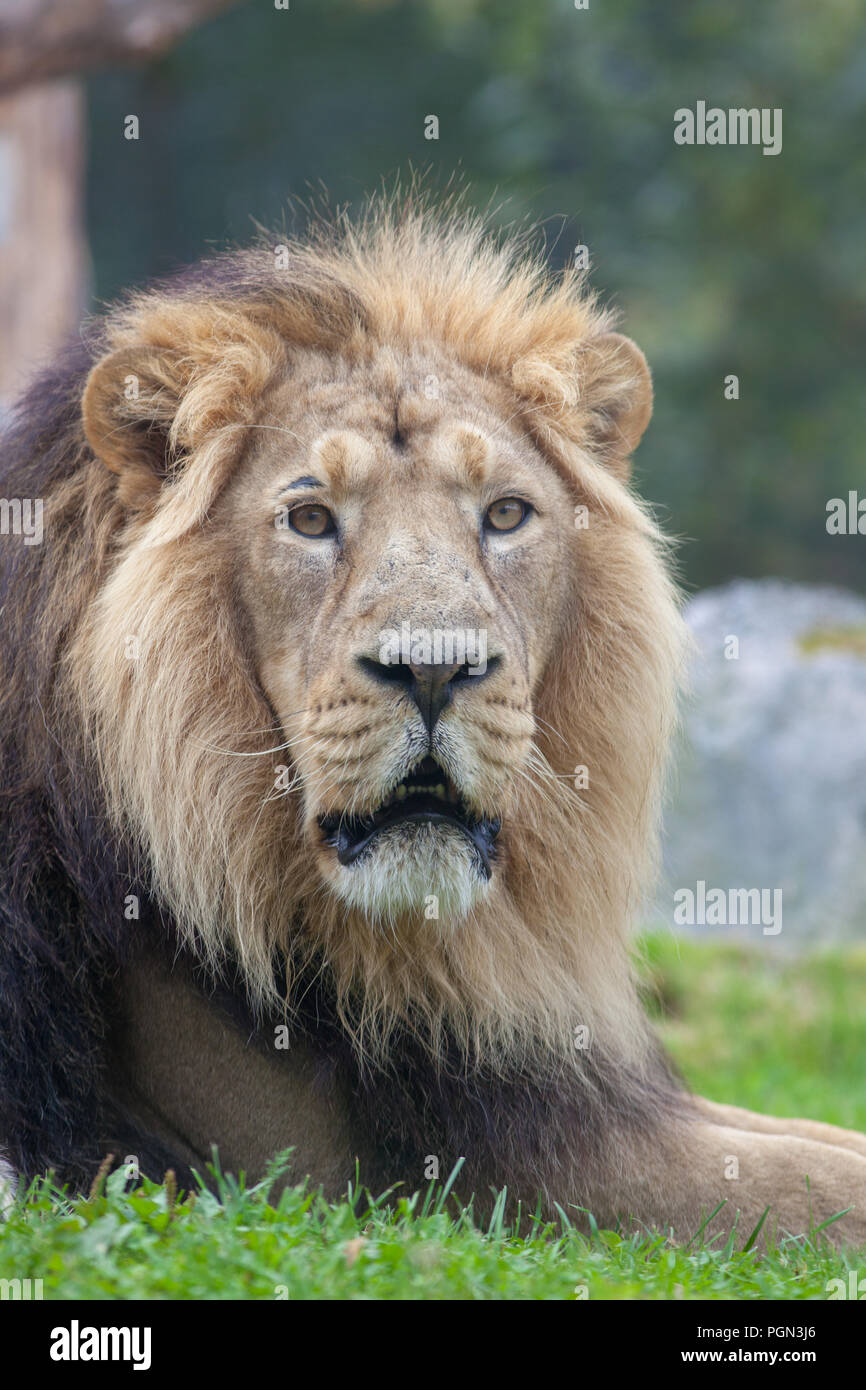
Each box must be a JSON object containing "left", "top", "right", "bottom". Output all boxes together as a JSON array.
[
  {"left": 3, "top": 931, "right": 866, "bottom": 1300},
  {"left": 640, "top": 929, "right": 866, "bottom": 1134}
]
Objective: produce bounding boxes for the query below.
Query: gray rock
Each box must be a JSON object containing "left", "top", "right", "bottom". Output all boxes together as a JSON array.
[{"left": 658, "top": 580, "right": 866, "bottom": 942}]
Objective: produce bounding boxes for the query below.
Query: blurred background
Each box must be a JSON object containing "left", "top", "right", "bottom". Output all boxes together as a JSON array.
[{"left": 2, "top": 0, "right": 865, "bottom": 937}]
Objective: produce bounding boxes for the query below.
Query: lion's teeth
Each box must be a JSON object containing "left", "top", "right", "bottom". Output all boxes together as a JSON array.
[
  {"left": 379, "top": 777, "right": 462, "bottom": 811},
  {"left": 379, "top": 775, "right": 464, "bottom": 807}
]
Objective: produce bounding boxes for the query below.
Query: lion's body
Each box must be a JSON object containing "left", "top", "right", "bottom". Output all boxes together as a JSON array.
[{"left": 2, "top": 197, "right": 865, "bottom": 1243}]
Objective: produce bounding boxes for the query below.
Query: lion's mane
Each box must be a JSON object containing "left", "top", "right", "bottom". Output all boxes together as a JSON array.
[{"left": 0, "top": 194, "right": 686, "bottom": 1190}]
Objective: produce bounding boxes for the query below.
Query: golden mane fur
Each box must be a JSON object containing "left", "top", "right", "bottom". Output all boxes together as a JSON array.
[{"left": 55, "top": 194, "right": 686, "bottom": 1081}]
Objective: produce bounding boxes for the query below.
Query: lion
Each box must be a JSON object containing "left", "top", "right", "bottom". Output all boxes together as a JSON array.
[{"left": 1, "top": 194, "right": 865, "bottom": 1247}]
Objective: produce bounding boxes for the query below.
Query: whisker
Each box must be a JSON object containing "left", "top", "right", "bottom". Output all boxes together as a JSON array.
[
  {"left": 228, "top": 422, "right": 306, "bottom": 444},
  {"left": 193, "top": 738, "right": 295, "bottom": 759},
  {"left": 530, "top": 713, "right": 569, "bottom": 747}
]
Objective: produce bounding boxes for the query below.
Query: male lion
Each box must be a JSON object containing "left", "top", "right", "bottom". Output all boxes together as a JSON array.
[{"left": 1, "top": 197, "right": 865, "bottom": 1246}]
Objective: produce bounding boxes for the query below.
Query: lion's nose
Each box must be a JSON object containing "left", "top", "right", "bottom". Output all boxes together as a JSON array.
[
  {"left": 356, "top": 655, "right": 498, "bottom": 737},
  {"left": 406, "top": 661, "right": 463, "bottom": 737}
]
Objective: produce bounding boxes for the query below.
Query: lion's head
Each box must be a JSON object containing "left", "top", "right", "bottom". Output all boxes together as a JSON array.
[{"left": 67, "top": 197, "right": 684, "bottom": 1075}]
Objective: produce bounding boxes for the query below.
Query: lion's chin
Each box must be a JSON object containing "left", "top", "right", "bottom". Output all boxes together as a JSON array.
[{"left": 325, "top": 821, "right": 491, "bottom": 925}]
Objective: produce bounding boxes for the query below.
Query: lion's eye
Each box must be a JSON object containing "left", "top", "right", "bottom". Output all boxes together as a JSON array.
[
  {"left": 485, "top": 497, "right": 531, "bottom": 533},
  {"left": 289, "top": 504, "right": 336, "bottom": 537}
]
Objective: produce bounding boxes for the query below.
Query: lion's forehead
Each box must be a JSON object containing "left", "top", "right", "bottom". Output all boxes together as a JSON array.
[
  {"left": 303, "top": 422, "right": 497, "bottom": 493},
  {"left": 254, "top": 346, "right": 536, "bottom": 488}
]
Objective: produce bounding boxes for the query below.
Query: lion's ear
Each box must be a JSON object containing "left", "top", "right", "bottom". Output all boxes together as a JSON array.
[
  {"left": 579, "top": 332, "right": 653, "bottom": 479},
  {"left": 81, "top": 342, "right": 189, "bottom": 498},
  {"left": 82, "top": 300, "right": 283, "bottom": 509}
]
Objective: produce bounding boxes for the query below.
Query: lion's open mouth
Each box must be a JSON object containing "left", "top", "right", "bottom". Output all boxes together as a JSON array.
[{"left": 319, "top": 756, "right": 501, "bottom": 877}]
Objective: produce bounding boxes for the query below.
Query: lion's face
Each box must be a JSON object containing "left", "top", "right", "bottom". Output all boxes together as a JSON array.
[
  {"left": 75, "top": 213, "right": 681, "bottom": 1055},
  {"left": 222, "top": 346, "right": 575, "bottom": 922}
]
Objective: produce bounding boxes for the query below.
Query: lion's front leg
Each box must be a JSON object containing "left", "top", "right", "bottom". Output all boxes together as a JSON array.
[
  {"left": 593, "top": 1113, "right": 866, "bottom": 1249},
  {"left": 693, "top": 1096, "right": 866, "bottom": 1160}
]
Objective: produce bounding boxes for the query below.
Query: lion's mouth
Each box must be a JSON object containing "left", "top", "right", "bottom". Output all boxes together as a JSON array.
[{"left": 318, "top": 756, "right": 501, "bottom": 877}]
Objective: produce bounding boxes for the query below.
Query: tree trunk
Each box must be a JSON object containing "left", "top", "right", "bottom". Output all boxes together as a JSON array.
[{"left": 0, "top": 81, "right": 89, "bottom": 413}]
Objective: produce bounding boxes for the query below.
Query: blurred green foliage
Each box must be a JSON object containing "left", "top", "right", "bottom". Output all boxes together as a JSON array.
[{"left": 86, "top": 0, "right": 866, "bottom": 591}]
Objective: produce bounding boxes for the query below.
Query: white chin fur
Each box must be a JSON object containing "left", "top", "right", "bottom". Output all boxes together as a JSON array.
[{"left": 330, "top": 822, "right": 490, "bottom": 924}]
